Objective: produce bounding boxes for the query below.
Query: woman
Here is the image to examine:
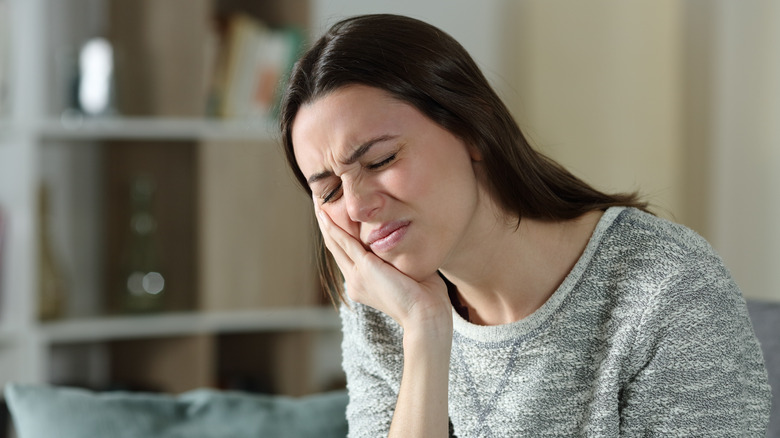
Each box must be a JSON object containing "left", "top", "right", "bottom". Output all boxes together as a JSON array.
[{"left": 280, "top": 14, "right": 771, "bottom": 437}]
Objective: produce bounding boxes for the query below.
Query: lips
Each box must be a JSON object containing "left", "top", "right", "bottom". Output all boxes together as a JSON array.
[{"left": 366, "top": 220, "right": 410, "bottom": 253}]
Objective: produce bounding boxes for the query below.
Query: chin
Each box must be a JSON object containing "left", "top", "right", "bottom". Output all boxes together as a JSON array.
[{"left": 383, "top": 254, "right": 440, "bottom": 283}]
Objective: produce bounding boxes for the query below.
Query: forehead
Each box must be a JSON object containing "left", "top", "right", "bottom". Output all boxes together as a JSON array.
[{"left": 291, "top": 85, "right": 413, "bottom": 173}]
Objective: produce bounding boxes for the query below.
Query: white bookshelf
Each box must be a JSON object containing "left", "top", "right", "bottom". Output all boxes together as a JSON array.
[{"left": 0, "top": 0, "right": 346, "bottom": 402}]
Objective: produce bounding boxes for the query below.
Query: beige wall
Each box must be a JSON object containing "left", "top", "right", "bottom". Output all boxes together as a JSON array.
[
  {"left": 707, "top": 0, "right": 780, "bottom": 302},
  {"left": 505, "top": 1, "right": 685, "bottom": 224},
  {"left": 504, "top": 1, "right": 779, "bottom": 301}
]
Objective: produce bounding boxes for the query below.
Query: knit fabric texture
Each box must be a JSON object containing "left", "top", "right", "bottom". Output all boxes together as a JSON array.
[{"left": 340, "top": 207, "right": 771, "bottom": 437}]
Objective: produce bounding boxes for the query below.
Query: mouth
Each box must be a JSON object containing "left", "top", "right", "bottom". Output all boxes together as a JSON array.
[{"left": 366, "top": 220, "right": 410, "bottom": 253}]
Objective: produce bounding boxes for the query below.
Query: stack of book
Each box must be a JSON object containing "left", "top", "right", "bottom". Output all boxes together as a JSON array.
[
  {"left": 207, "top": 13, "right": 303, "bottom": 120},
  {"left": 108, "top": 2, "right": 302, "bottom": 120}
]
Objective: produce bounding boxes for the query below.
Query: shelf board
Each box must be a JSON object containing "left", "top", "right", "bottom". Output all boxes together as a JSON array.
[
  {"left": 36, "top": 117, "right": 278, "bottom": 141},
  {"left": 38, "top": 306, "right": 341, "bottom": 344}
]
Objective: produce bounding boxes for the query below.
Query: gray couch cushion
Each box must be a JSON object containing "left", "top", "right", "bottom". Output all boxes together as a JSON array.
[
  {"left": 4, "top": 383, "right": 348, "bottom": 438},
  {"left": 747, "top": 299, "right": 779, "bottom": 437}
]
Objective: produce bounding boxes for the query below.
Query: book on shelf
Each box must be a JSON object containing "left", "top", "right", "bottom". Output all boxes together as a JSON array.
[{"left": 207, "top": 13, "right": 303, "bottom": 120}]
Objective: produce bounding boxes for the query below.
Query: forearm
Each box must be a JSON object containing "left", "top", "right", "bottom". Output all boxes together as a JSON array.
[{"left": 388, "top": 320, "right": 452, "bottom": 438}]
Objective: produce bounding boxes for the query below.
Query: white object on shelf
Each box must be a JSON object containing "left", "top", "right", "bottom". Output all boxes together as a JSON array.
[{"left": 77, "top": 38, "right": 115, "bottom": 116}]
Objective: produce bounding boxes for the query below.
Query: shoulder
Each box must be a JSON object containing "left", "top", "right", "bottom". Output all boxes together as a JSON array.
[
  {"left": 605, "top": 207, "right": 716, "bottom": 265},
  {"left": 589, "top": 208, "right": 750, "bottom": 348},
  {"left": 595, "top": 207, "right": 733, "bottom": 294}
]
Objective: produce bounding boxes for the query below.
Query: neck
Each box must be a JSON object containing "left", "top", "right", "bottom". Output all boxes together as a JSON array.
[{"left": 440, "top": 206, "right": 602, "bottom": 326}]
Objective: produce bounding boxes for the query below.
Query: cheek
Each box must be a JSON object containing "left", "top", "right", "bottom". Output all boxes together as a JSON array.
[
  {"left": 321, "top": 203, "right": 360, "bottom": 240},
  {"left": 376, "top": 163, "right": 417, "bottom": 200}
]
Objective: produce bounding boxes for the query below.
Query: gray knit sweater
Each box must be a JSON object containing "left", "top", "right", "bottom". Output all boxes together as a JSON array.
[{"left": 340, "top": 207, "right": 771, "bottom": 437}]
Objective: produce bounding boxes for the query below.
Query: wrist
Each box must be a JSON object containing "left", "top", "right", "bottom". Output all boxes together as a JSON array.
[{"left": 402, "top": 313, "right": 453, "bottom": 353}]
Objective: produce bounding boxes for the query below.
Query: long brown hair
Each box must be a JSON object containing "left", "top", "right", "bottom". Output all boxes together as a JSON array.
[{"left": 280, "top": 14, "right": 647, "bottom": 301}]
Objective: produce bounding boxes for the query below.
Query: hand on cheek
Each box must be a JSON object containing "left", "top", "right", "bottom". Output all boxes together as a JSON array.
[{"left": 313, "top": 201, "right": 451, "bottom": 330}]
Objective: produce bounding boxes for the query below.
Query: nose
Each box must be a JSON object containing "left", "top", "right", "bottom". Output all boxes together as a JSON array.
[{"left": 343, "top": 177, "right": 381, "bottom": 223}]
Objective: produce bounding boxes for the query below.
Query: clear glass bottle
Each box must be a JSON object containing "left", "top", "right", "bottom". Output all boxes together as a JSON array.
[
  {"left": 38, "top": 184, "right": 66, "bottom": 321},
  {"left": 120, "top": 175, "right": 166, "bottom": 313}
]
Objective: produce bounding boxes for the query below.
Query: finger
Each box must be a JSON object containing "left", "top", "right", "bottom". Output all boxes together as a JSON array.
[
  {"left": 312, "top": 200, "right": 350, "bottom": 259},
  {"left": 316, "top": 211, "right": 354, "bottom": 271},
  {"left": 317, "top": 206, "right": 376, "bottom": 272},
  {"left": 315, "top": 206, "right": 370, "bottom": 265},
  {"left": 313, "top": 200, "right": 377, "bottom": 273}
]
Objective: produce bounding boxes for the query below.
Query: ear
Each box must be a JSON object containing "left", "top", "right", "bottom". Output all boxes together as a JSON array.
[{"left": 468, "top": 143, "right": 483, "bottom": 162}]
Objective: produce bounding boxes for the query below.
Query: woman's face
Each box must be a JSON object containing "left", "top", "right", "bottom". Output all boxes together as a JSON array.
[{"left": 291, "top": 85, "right": 483, "bottom": 281}]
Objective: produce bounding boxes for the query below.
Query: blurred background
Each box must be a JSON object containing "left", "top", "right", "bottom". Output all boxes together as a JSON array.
[{"left": 0, "top": 0, "right": 777, "bottom": 423}]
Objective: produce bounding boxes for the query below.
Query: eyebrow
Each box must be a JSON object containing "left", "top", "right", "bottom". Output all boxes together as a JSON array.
[{"left": 306, "top": 134, "right": 398, "bottom": 185}]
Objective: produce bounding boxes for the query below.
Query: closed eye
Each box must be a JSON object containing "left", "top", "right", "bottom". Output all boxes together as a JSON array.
[
  {"left": 322, "top": 182, "right": 343, "bottom": 204},
  {"left": 368, "top": 153, "right": 396, "bottom": 170}
]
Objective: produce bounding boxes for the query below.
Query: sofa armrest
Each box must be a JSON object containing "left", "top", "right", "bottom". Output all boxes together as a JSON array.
[{"left": 747, "top": 299, "right": 779, "bottom": 436}]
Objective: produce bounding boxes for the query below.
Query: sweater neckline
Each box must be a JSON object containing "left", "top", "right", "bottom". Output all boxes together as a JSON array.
[{"left": 451, "top": 206, "right": 625, "bottom": 344}]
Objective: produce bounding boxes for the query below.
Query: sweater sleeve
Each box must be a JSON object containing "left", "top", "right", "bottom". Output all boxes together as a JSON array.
[
  {"left": 340, "top": 300, "right": 404, "bottom": 438},
  {"left": 618, "top": 248, "right": 771, "bottom": 436}
]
